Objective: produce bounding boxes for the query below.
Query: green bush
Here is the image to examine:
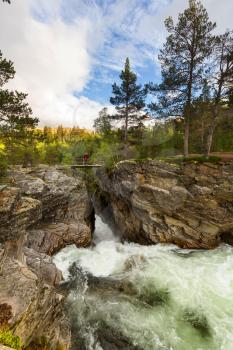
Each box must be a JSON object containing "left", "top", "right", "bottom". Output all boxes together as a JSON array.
[
  {"left": 6, "top": 144, "right": 40, "bottom": 167},
  {"left": 183, "top": 155, "right": 221, "bottom": 164},
  {"left": 91, "top": 140, "right": 124, "bottom": 168},
  {"left": 0, "top": 330, "right": 22, "bottom": 349},
  {"left": 0, "top": 151, "right": 8, "bottom": 178}
]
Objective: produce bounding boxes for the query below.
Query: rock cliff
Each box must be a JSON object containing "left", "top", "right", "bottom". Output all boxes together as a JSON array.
[
  {"left": 95, "top": 160, "right": 233, "bottom": 249},
  {"left": 0, "top": 166, "right": 93, "bottom": 349}
]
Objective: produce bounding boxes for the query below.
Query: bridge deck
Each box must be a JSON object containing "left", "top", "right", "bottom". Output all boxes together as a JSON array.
[
  {"left": 71, "top": 164, "right": 103, "bottom": 168},
  {"left": 57, "top": 164, "right": 103, "bottom": 169}
]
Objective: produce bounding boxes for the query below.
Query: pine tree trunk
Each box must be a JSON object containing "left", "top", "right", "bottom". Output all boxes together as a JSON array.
[
  {"left": 205, "top": 108, "right": 218, "bottom": 157},
  {"left": 201, "top": 117, "right": 204, "bottom": 152},
  {"left": 124, "top": 104, "right": 129, "bottom": 157},
  {"left": 205, "top": 76, "right": 223, "bottom": 157},
  {"left": 205, "top": 122, "right": 215, "bottom": 157},
  {"left": 124, "top": 116, "right": 128, "bottom": 143},
  {"left": 184, "top": 117, "right": 189, "bottom": 157}
]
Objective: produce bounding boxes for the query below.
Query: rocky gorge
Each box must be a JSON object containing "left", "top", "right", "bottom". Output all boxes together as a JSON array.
[
  {"left": 95, "top": 160, "right": 233, "bottom": 249},
  {"left": 1, "top": 159, "right": 233, "bottom": 350},
  {"left": 0, "top": 166, "right": 93, "bottom": 349}
]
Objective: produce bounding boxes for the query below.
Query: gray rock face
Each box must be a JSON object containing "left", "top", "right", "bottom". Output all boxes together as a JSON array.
[
  {"left": 0, "top": 166, "right": 94, "bottom": 349},
  {"left": 0, "top": 187, "right": 42, "bottom": 244},
  {"left": 96, "top": 160, "right": 233, "bottom": 249},
  {"left": 11, "top": 166, "right": 93, "bottom": 224},
  {"left": 24, "top": 247, "right": 63, "bottom": 286},
  {"left": 0, "top": 251, "right": 70, "bottom": 349},
  {"left": 27, "top": 221, "right": 91, "bottom": 255},
  {"left": 9, "top": 166, "right": 93, "bottom": 254}
]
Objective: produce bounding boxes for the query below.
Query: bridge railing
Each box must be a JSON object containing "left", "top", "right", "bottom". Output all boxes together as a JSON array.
[{"left": 72, "top": 157, "right": 105, "bottom": 166}]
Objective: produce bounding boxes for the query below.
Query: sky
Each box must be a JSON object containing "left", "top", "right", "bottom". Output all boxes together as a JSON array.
[{"left": 0, "top": 0, "right": 233, "bottom": 129}]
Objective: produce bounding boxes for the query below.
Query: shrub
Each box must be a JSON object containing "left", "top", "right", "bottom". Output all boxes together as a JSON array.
[
  {"left": 0, "top": 151, "right": 8, "bottom": 178},
  {"left": 0, "top": 330, "right": 22, "bottom": 349}
]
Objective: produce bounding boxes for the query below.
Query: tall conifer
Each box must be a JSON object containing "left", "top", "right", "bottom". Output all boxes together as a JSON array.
[
  {"left": 110, "top": 58, "right": 146, "bottom": 144},
  {"left": 150, "top": 0, "right": 216, "bottom": 156}
]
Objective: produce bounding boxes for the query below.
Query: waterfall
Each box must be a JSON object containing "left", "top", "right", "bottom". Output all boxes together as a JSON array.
[{"left": 53, "top": 216, "right": 233, "bottom": 350}]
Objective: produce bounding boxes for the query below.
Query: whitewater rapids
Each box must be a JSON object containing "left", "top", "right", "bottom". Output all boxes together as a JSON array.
[{"left": 54, "top": 216, "right": 233, "bottom": 350}]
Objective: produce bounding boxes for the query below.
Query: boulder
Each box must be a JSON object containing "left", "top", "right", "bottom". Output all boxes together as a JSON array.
[
  {"left": 24, "top": 247, "right": 63, "bottom": 286},
  {"left": 27, "top": 221, "right": 91, "bottom": 255}
]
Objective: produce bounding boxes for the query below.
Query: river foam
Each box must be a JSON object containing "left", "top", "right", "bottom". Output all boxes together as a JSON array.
[{"left": 54, "top": 216, "right": 233, "bottom": 350}]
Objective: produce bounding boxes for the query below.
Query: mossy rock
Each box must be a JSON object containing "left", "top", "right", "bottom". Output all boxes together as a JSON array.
[
  {"left": 0, "top": 330, "right": 22, "bottom": 350},
  {"left": 137, "top": 284, "right": 170, "bottom": 307},
  {"left": 182, "top": 309, "right": 211, "bottom": 337}
]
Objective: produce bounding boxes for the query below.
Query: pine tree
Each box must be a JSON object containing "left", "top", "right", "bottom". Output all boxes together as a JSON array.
[
  {"left": 193, "top": 80, "right": 211, "bottom": 151},
  {"left": 43, "top": 126, "right": 53, "bottom": 143},
  {"left": 0, "top": 50, "right": 39, "bottom": 155},
  {"left": 149, "top": 0, "right": 216, "bottom": 156},
  {"left": 57, "top": 125, "right": 65, "bottom": 142},
  {"left": 110, "top": 58, "right": 146, "bottom": 144},
  {"left": 93, "top": 107, "right": 112, "bottom": 135},
  {"left": 205, "top": 31, "right": 233, "bottom": 156}
]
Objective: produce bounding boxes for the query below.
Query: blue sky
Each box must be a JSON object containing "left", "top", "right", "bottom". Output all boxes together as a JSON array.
[{"left": 0, "top": 0, "right": 233, "bottom": 128}]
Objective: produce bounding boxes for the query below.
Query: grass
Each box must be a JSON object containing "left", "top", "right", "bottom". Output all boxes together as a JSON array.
[{"left": 155, "top": 155, "right": 221, "bottom": 164}]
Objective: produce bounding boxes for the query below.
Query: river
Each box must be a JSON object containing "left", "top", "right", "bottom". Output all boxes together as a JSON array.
[{"left": 53, "top": 216, "right": 233, "bottom": 350}]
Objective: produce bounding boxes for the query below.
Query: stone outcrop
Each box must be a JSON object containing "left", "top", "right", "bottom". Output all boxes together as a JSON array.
[
  {"left": 95, "top": 160, "right": 233, "bottom": 249},
  {"left": 9, "top": 166, "right": 93, "bottom": 254},
  {"left": 27, "top": 221, "right": 91, "bottom": 256},
  {"left": 0, "top": 251, "right": 70, "bottom": 349},
  {"left": 0, "top": 166, "right": 94, "bottom": 349}
]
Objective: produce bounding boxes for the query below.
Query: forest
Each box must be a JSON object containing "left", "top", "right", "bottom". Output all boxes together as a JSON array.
[{"left": 0, "top": 0, "right": 233, "bottom": 177}]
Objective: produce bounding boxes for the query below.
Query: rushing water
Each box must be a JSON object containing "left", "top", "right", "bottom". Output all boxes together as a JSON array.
[{"left": 54, "top": 216, "right": 233, "bottom": 350}]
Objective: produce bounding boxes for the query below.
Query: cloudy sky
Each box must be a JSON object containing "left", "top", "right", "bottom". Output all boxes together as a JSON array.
[{"left": 0, "top": 0, "right": 232, "bottom": 129}]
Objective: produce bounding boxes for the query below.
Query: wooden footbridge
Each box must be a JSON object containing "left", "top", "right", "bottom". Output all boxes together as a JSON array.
[
  {"left": 71, "top": 163, "right": 103, "bottom": 168},
  {"left": 57, "top": 161, "right": 104, "bottom": 171}
]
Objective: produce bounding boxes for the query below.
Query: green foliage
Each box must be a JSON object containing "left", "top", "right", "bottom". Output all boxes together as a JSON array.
[
  {"left": 0, "top": 330, "right": 22, "bottom": 349},
  {"left": 43, "top": 142, "right": 65, "bottom": 165},
  {"left": 91, "top": 138, "right": 123, "bottom": 168},
  {"left": 183, "top": 155, "right": 221, "bottom": 164},
  {"left": 148, "top": 0, "right": 216, "bottom": 156},
  {"left": 110, "top": 58, "right": 146, "bottom": 143},
  {"left": 93, "top": 107, "right": 112, "bottom": 135},
  {"left": 0, "top": 50, "right": 39, "bottom": 165},
  {"left": 0, "top": 148, "right": 8, "bottom": 178},
  {"left": 0, "top": 51, "right": 15, "bottom": 85}
]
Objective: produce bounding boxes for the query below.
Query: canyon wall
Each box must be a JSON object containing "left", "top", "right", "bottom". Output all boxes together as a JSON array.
[
  {"left": 95, "top": 160, "right": 233, "bottom": 249},
  {"left": 0, "top": 166, "right": 93, "bottom": 349}
]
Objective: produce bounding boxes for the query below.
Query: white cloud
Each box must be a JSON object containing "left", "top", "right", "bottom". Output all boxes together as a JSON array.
[
  {"left": 0, "top": 0, "right": 232, "bottom": 129},
  {"left": 0, "top": 0, "right": 102, "bottom": 128}
]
